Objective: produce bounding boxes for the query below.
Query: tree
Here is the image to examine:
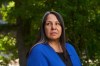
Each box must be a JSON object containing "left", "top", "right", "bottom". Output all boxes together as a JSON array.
[{"left": 0, "top": 0, "right": 100, "bottom": 66}]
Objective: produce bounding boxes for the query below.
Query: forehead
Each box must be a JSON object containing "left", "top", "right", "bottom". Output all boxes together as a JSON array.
[{"left": 46, "top": 14, "right": 58, "bottom": 21}]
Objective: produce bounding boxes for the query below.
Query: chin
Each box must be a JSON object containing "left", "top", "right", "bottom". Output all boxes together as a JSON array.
[{"left": 49, "top": 37, "right": 59, "bottom": 40}]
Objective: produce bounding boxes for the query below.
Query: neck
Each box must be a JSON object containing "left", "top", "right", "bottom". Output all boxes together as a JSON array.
[
  {"left": 48, "top": 40, "right": 63, "bottom": 52},
  {"left": 48, "top": 39, "right": 59, "bottom": 45}
]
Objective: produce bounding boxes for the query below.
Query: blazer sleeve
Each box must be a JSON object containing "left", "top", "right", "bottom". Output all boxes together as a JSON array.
[
  {"left": 27, "top": 46, "right": 48, "bottom": 66},
  {"left": 66, "top": 43, "right": 82, "bottom": 66}
]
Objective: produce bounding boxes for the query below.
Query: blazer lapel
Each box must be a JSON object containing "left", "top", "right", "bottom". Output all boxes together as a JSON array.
[{"left": 45, "top": 43, "right": 65, "bottom": 66}]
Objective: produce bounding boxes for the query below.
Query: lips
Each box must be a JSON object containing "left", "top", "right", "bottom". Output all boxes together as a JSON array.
[{"left": 50, "top": 32, "right": 57, "bottom": 35}]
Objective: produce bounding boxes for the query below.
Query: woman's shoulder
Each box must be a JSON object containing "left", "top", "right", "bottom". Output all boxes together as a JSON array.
[
  {"left": 65, "top": 42, "right": 74, "bottom": 49},
  {"left": 31, "top": 43, "right": 46, "bottom": 50},
  {"left": 29, "top": 43, "right": 47, "bottom": 54},
  {"left": 65, "top": 42, "right": 77, "bottom": 54}
]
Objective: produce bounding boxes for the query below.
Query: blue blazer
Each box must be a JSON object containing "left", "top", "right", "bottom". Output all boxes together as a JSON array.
[{"left": 27, "top": 43, "right": 82, "bottom": 66}]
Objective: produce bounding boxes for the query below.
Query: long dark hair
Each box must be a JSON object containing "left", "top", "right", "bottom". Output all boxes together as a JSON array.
[
  {"left": 36, "top": 11, "right": 68, "bottom": 64},
  {"left": 37, "top": 11, "right": 66, "bottom": 44}
]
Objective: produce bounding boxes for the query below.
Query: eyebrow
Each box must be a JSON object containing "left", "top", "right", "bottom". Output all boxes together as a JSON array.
[
  {"left": 46, "top": 21, "right": 59, "bottom": 23},
  {"left": 46, "top": 21, "right": 52, "bottom": 23}
]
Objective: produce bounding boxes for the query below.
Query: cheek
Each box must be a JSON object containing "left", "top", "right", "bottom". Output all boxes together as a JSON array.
[
  {"left": 45, "top": 27, "right": 50, "bottom": 36},
  {"left": 59, "top": 27, "right": 62, "bottom": 34}
]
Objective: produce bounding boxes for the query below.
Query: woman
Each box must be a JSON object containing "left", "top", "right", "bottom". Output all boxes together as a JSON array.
[{"left": 27, "top": 11, "right": 82, "bottom": 66}]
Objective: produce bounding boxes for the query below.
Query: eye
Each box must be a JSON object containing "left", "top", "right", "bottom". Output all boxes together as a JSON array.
[
  {"left": 45, "top": 22, "right": 51, "bottom": 25},
  {"left": 56, "top": 22, "right": 60, "bottom": 25}
]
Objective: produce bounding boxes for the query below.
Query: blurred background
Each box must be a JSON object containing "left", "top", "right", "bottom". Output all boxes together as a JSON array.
[{"left": 0, "top": 0, "right": 100, "bottom": 66}]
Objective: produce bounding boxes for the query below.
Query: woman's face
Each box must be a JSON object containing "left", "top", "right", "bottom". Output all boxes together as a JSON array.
[{"left": 44, "top": 14, "right": 62, "bottom": 41}]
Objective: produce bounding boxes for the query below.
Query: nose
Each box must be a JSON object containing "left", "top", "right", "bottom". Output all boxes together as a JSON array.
[{"left": 51, "top": 24, "right": 56, "bottom": 30}]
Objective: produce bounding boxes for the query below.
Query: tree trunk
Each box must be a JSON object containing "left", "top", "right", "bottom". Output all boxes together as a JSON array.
[
  {"left": 16, "top": 17, "right": 27, "bottom": 66},
  {"left": 15, "top": 0, "right": 27, "bottom": 66}
]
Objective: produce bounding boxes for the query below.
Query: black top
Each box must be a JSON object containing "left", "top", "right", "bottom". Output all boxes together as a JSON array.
[{"left": 56, "top": 51, "right": 72, "bottom": 66}]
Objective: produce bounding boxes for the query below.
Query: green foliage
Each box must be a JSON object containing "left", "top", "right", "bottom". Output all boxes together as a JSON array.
[
  {"left": 0, "top": 0, "right": 100, "bottom": 66},
  {"left": 0, "top": 33, "right": 18, "bottom": 65},
  {"left": 0, "top": 1, "right": 15, "bottom": 23}
]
